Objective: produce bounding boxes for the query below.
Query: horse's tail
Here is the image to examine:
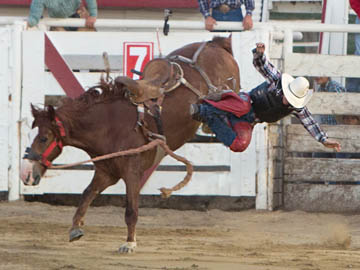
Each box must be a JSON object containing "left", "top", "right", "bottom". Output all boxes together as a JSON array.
[{"left": 211, "top": 35, "right": 233, "bottom": 55}]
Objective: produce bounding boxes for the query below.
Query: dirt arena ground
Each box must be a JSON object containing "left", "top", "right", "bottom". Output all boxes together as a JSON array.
[{"left": 0, "top": 201, "right": 360, "bottom": 270}]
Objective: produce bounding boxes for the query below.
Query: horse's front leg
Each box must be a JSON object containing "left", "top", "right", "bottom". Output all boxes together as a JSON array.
[
  {"left": 69, "top": 170, "right": 116, "bottom": 242},
  {"left": 118, "top": 168, "right": 141, "bottom": 253}
]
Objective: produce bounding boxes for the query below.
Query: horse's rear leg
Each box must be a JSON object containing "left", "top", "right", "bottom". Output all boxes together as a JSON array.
[
  {"left": 118, "top": 169, "right": 141, "bottom": 253},
  {"left": 69, "top": 170, "right": 116, "bottom": 242}
]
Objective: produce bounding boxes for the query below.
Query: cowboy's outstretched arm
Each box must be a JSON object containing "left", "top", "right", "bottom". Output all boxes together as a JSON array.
[
  {"left": 293, "top": 107, "right": 341, "bottom": 152},
  {"left": 252, "top": 43, "right": 281, "bottom": 84}
]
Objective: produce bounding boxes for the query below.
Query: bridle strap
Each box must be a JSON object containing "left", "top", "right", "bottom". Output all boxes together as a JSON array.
[
  {"left": 55, "top": 116, "right": 66, "bottom": 137},
  {"left": 24, "top": 116, "right": 66, "bottom": 168},
  {"left": 41, "top": 140, "right": 63, "bottom": 167},
  {"left": 167, "top": 41, "right": 218, "bottom": 95}
]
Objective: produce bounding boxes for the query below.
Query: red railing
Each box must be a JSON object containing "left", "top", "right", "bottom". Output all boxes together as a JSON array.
[{"left": 0, "top": 0, "right": 199, "bottom": 8}]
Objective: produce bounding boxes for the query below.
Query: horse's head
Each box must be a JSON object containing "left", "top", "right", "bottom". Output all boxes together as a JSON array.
[{"left": 20, "top": 104, "right": 66, "bottom": 186}]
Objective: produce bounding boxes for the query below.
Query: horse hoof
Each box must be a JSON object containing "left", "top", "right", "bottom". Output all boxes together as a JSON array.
[
  {"left": 69, "top": 228, "right": 84, "bottom": 242},
  {"left": 118, "top": 242, "right": 137, "bottom": 253}
]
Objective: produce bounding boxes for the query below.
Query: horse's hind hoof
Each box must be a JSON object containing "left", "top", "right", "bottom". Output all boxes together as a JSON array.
[
  {"left": 118, "top": 242, "right": 137, "bottom": 253},
  {"left": 69, "top": 228, "right": 84, "bottom": 242}
]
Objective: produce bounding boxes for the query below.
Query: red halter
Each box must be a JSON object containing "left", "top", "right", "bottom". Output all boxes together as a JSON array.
[
  {"left": 24, "top": 117, "right": 66, "bottom": 167},
  {"left": 40, "top": 117, "right": 66, "bottom": 167},
  {"left": 39, "top": 117, "right": 66, "bottom": 167}
]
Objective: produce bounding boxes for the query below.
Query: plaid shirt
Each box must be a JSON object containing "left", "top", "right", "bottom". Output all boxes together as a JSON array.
[
  {"left": 198, "top": 0, "right": 255, "bottom": 18},
  {"left": 252, "top": 49, "right": 328, "bottom": 143},
  {"left": 317, "top": 80, "right": 346, "bottom": 125},
  {"left": 28, "top": 0, "right": 97, "bottom": 27}
]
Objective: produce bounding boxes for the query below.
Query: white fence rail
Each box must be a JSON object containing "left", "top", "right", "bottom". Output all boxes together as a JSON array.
[
  {"left": 37, "top": 18, "right": 360, "bottom": 33},
  {"left": 284, "top": 53, "right": 360, "bottom": 77},
  {"left": 5, "top": 17, "right": 359, "bottom": 34}
]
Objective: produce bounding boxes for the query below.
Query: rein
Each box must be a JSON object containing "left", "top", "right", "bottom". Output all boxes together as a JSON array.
[
  {"left": 49, "top": 138, "right": 193, "bottom": 198},
  {"left": 26, "top": 115, "right": 192, "bottom": 198}
]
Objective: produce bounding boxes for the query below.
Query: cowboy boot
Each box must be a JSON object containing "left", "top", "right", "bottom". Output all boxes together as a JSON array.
[{"left": 189, "top": 104, "right": 205, "bottom": 122}]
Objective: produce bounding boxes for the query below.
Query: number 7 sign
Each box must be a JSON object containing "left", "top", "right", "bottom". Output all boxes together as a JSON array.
[{"left": 123, "top": 42, "right": 154, "bottom": 80}]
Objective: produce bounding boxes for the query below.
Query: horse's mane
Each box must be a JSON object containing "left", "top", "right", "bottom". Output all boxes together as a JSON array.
[
  {"left": 58, "top": 78, "right": 129, "bottom": 112},
  {"left": 53, "top": 78, "right": 131, "bottom": 130}
]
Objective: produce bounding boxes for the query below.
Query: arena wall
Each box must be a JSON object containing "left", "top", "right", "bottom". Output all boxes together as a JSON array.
[
  {"left": 0, "top": 21, "right": 272, "bottom": 210},
  {"left": 1, "top": 16, "right": 360, "bottom": 212}
]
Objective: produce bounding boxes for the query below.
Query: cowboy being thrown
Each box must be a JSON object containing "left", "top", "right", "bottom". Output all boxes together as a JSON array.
[{"left": 190, "top": 42, "right": 341, "bottom": 153}]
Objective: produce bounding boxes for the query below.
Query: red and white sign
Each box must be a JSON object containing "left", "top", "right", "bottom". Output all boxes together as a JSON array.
[{"left": 123, "top": 42, "right": 154, "bottom": 79}]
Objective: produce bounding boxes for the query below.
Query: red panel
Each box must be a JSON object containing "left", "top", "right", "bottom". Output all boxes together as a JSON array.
[
  {"left": 98, "top": 0, "right": 198, "bottom": 8},
  {"left": 123, "top": 42, "right": 153, "bottom": 79},
  {"left": 0, "top": 0, "right": 198, "bottom": 8},
  {"left": 45, "top": 34, "right": 85, "bottom": 99},
  {"left": 0, "top": 0, "right": 31, "bottom": 4}
]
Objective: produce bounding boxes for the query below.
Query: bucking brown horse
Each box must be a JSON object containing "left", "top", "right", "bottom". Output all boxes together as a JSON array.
[{"left": 20, "top": 36, "right": 240, "bottom": 253}]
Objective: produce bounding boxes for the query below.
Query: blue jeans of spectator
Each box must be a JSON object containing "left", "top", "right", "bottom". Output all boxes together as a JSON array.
[
  {"left": 355, "top": 16, "right": 360, "bottom": 55},
  {"left": 212, "top": 7, "right": 243, "bottom": 22},
  {"left": 347, "top": 16, "right": 360, "bottom": 92}
]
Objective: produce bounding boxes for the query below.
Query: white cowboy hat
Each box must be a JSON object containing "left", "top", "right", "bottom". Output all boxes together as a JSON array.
[{"left": 282, "top": 73, "right": 312, "bottom": 108}]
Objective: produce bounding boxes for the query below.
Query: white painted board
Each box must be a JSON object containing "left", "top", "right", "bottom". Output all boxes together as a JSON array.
[{"left": 0, "top": 27, "right": 10, "bottom": 192}]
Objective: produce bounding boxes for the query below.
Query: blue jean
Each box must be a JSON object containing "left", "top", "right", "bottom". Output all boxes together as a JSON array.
[
  {"left": 212, "top": 7, "right": 243, "bottom": 22},
  {"left": 355, "top": 16, "right": 360, "bottom": 56},
  {"left": 198, "top": 102, "right": 255, "bottom": 147}
]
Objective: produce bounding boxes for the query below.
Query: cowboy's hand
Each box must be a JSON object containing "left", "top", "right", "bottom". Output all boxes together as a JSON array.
[
  {"left": 85, "top": 16, "right": 96, "bottom": 28},
  {"left": 256, "top": 42, "right": 265, "bottom": 54},
  {"left": 205, "top": 16, "right": 217, "bottom": 31},
  {"left": 243, "top": 14, "right": 253, "bottom": 30},
  {"left": 322, "top": 139, "right": 341, "bottom": 152}
]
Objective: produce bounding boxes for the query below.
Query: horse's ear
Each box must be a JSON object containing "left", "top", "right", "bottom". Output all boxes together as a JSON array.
[
  {"left": 47, "top": 105, "right": 56, "bottom": 121},
  {"left": 31, "top": 103, "right": 40, "bottom": 118}
]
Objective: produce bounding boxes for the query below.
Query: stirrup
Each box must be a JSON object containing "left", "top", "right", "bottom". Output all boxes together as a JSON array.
[{"left": 190, "top": 104, "right": 205, "bottom": 122}]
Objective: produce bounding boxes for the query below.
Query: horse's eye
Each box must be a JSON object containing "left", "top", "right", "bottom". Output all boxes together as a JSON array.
[{"left": 39, "top": 137, "right": 48, "bottom": 143}]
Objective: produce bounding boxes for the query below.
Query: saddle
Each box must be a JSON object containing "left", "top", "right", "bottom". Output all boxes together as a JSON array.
[{"left": 118, "top": 59, "right": 182, "bottom": 104}]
